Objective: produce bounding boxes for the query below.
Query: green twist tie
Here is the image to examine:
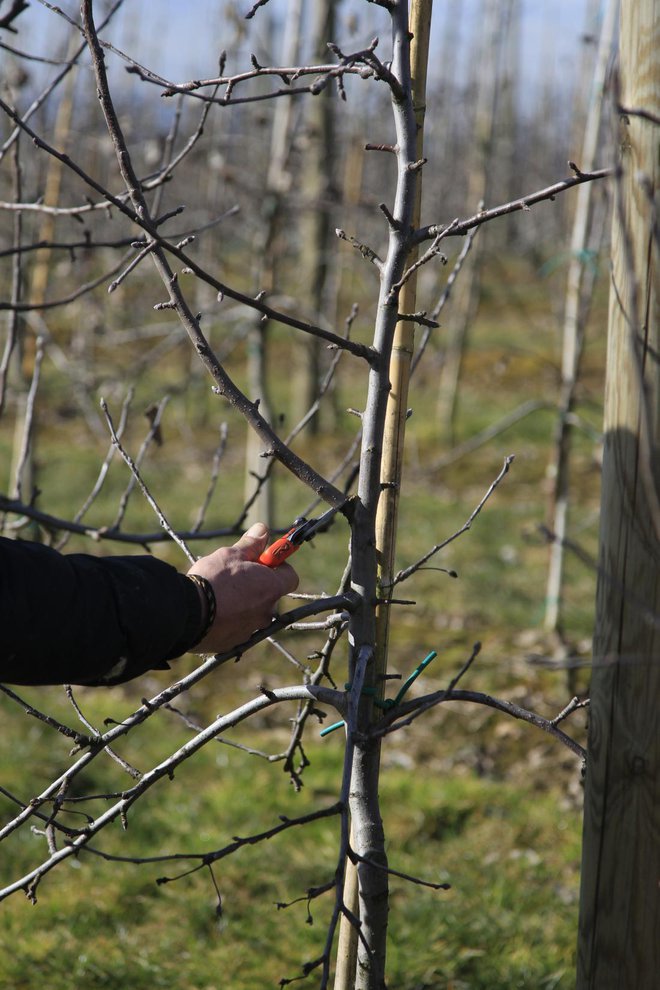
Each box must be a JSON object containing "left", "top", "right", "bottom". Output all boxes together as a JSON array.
[{"left": 320, "top": 651, "right": 438, "bottom": 737}]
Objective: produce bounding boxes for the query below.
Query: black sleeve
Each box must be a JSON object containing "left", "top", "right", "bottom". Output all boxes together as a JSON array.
[{"left": 0, "top": 536, "right": 203, "bottom": 687}]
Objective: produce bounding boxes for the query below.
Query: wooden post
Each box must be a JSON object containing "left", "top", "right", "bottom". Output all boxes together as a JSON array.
[{"left": 576, "top": 2, "right": 659, "bottom": 987}]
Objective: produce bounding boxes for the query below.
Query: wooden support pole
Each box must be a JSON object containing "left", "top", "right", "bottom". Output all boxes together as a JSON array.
[{"left": 576, "top": 1, "right": 659, "bottom": 986}]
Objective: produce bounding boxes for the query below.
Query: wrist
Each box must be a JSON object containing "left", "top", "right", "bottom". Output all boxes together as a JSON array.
[{"left": 187, "top": 573, "right": 217, "bottom": 648}]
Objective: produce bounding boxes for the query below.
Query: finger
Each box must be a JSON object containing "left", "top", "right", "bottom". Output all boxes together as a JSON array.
[
  {"left": 273, "top": 561, "right": 299, "bottom": 595},
  {"left": 233, "top": 522, "right": 269, "bottom": 560}
]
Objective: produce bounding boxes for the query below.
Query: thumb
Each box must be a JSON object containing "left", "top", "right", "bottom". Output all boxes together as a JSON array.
[{"left": 233, "top": 522, "right": 269, "bottom": 560}]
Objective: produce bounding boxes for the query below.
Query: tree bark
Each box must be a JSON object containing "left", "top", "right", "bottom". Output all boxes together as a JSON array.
[
  {"left": 334, "top": 4, "right": 433, "bottom": 988},
  {"left": 243, "top": 0, "right": 303, "bottom": 527},
  {"left": 436, "top": 0, "right": 511, "bottom": 440},
  {"left": 291, "top": 0, "right": 338, "bottom": 432},
  {"left": 576, "top": 1, "right": 659, "bottom": 986}
]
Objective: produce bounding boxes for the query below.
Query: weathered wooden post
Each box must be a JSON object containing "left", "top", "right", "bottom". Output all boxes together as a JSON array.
[{"left": 576, "top": 1, "right": 659, "bottom": 986}]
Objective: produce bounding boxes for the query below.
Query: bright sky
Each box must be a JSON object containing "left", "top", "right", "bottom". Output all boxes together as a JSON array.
[{"left": 11, "top": 0, "right": 598, "bottom": 104}]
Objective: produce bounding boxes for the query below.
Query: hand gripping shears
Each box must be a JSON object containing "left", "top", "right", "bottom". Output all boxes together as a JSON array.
[{"left": 258, "top": 504, "right": 342, "bottom": 568}]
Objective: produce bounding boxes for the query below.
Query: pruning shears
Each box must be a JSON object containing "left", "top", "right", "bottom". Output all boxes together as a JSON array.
[{"left": 258, "top": 505, "right": 342, "bottom": 568}]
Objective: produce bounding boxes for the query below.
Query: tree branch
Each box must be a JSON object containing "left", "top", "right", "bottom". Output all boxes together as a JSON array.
[
  {"left": 0, "top": 96, "right": 373, "bottom": 364},
  {"left": 373, "top": 686, "right": 586, "bottom": 760},
  {"left": 388, "top": 455, "right": 515, "bottom": 587},
  {"left": 415, "top": 167, "right": 613, "bottom": 244},
  {"left": 0, "top": 677, "right": 348, "bottom": 900}
]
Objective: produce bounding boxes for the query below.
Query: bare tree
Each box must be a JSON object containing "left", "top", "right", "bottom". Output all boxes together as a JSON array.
[
  {"left": 0, "top": 3, "right": 612, "bottom": 988},
  {"left": 435, "top": 0, "right": 513, "bottom": 440},
  {"left": 291, "top": 0, "right": 340, "bottom": 431},
  {"left": 243, "top": 0, "right": 304, "bottom": 526}
]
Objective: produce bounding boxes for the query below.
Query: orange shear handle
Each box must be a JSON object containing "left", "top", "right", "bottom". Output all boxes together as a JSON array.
[{"left": 258, "top": 529, "right": 301, "bottom": 567}]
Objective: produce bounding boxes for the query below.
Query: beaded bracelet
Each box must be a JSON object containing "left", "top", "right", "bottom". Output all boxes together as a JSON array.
[{"left": 187, "top": 574, "right": 217, "bottom": 644}]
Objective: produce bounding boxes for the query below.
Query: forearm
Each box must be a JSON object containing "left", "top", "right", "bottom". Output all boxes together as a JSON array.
[
  {"left": 0, "top": 524, "right": 299, "bottom": 688},
  {"left": 0, "top": 537, "right": 203, "bottom": 686}
]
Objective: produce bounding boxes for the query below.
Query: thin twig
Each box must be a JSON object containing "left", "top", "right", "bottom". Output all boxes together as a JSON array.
[
  {"left": 350, "top": 851, "right": 450, "bottom": 892},
  {"left": 551, "top": 696, "right": 590, "bottom": 727},
  {"left": 12, "top": 335, "right": 44, "bottom": 502},
  {"left": 411, "top": 226, "right": 478, "bottom": 372},
  {"left": 389, "top": 455, "right": 514, "bottom": 587},
  {"left": 101, "top": 398, "right": 195, "bottom": 562},
  {"left": 56, "top": 388, "right": 135, "bottom": 550},
  {"left": 0, "top": 684, "right": 90, "bottom": 746},
  {"left": 190, "top": 422, "right": 229, "bottom": 533},
  {"left": 415, "top": 167, "right": 613, "bottom": 244},
  {"left": 388, "top": 218, "right": 458, "bottom": 300},
  {"left": 0, "top": 493, "right": 261, "bottom": 545},
  {"left": 64, "top": 686, "right": 141, "bottom": 779},
  {"left": 445, "top": 642, "right": 482, "bottom": 694}
]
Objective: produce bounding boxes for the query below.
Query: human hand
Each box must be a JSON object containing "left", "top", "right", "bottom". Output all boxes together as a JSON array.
[{"left": 187, "top": 522, "right": 299, "bottom": 654}]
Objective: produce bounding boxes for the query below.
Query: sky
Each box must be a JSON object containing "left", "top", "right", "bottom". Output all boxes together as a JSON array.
[{"left": 6, "top": 0, "right": 600, "bottom": 106}]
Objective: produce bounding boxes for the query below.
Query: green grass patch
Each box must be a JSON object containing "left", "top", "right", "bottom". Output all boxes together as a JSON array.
[
  {"left": 0, "top": 250, "right": 602, "bottom": 987},
  {"left": 0, "top": 695, "right": 582, "bottom": 990}
]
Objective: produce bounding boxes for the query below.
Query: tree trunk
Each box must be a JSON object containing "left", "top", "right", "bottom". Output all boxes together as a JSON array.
[
  {"left": 334, "top": 3, "right": 433, "bottom": 987},
  {"left": 10, "top": 48, "right": 76, "bottom": 523},
  {"left": 243, "top": 0, "right": 303, "bottom": 527},
  {"left": 576, "top": 1, "right": 659, "bottom": 986},
  {"left": 436, "top": 0, "right": 510, "bottom": 441},
  {"left": 290, "top": 0, "right": 338, "bottom": 432}
]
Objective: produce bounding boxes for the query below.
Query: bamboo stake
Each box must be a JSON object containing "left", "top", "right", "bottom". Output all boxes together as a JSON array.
[
  {"left": 333, "top": 837, "right": 359, "bottom": 989},
  {"left": 333, "top": 4, "right": 433, "bottom": 988},
  {"left": 374, "top": 0, "right": 433, "bottom": 707}
]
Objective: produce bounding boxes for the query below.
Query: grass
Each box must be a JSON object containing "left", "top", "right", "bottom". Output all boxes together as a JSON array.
[
  {"left": 0, "top": 250, "right": 605, "bottom": 988},
  {"left": 0, "top": 702, "right": 583, "bottom": 990}
]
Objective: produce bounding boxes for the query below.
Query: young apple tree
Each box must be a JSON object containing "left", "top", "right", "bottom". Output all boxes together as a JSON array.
[{"left": 0, "top": 2, "right": 614, "bottom": 987}]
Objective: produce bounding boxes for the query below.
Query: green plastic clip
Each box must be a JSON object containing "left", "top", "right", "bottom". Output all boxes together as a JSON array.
[{"left": 320, "top": 650, "right": 438, "bottom": 737}]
